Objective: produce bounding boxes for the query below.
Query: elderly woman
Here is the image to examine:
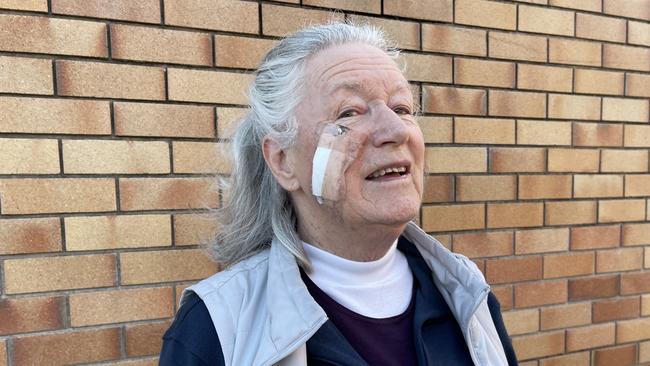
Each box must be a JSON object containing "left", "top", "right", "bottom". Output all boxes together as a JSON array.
[{"left": 160, "top": 22, "right": 517, "bottom": 366}]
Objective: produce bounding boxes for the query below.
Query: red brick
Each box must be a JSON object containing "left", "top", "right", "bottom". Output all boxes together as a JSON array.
[
  {"left": 52, "top": 0, "right": 161, "bottom": 23},
  {"left": 454, "top": 117, "right": 515, "bottom": 145},
  {"left": 0, "top": 96, "right": 111, "bottom": 135},
  {"left": 120, "top": 249, "right": 218, "bottom": 285},
  {"left": 512, "top": 331, "right": 565, "bottom": 360},
  {"left": 0, "top": 56, "right": 52, "bottom": 95},
  {"left": 421, "top": 175, "right": 454, "bottom": 204},
  {"left": 489, "top": 90, "right": 546, "bottom": 118},
  {"left": 593, "top": 345, "right": 638, "bottom": 366},
  {"left": 452, "top": 231, "right": 513, "bottom": 258},
  {"left": 487, "top": 202, "right": 544, "bottom": 228},
  {"left": 0, "top": 217, "right": 61, "bottom": 255},
  {"left": 0, "top": 296, "right": 64, "bottom": 335},
  {"left": 486, "top": 256, "right": 542, "bottom": 284},
  {"left": 422, "top": 86, "right": 486, "bottom": 115},
  {"left": 490, "top": 147, "right": 546, "bottom": 173},
  {"left": 0, "top": 0, "right": 47, "bottom": 11},
  {"left": 167, "top": 68, "right": 253, "bottom": 105},
  {"left": 620, "top": 271, "right": 650, "bottom": 295},
  {"left": 349, "top": 15, "right": 420, "bottom": 51},
  {"left": 571, "top": 225, "right": 621, "bottom": 250},
  {"left": 544, "top": 252, "right": 594, "bottom": 279},
  {"left": 517, "top": 64, "right": 573, "bottom": 93},
  {"left": 262, "top": 4, "right": 343, "bottom": 36},
  {"left": 518, "top": 174, "right": 572, "bottom": 200},
  {"left": 57, "top": 60, "right": 165, "bottom": 100},
  {"left": 455, "top": 0, "right": 516, "bottom": 30},
  {"left": 0, "top": 178, "right": 116, "bottom": 214},
  {"left": 402, "top": 53, "right": 452, "bottom": 83},
  {"left": 125, "top": 320, "right": 172, "bottom": 357},
  {"left": 384, "top": 0, "right": 452, "bottom": 21},
  {"left": 625, "top": 125, "right": 650, "bottom": 147},
  {"left": 574, "top": 174, "right": 623, "bottom": 198},
  {"left": 566, "top": 323, "right": 615, "bottom": 352},
  {"left": 454, "top": 58, "right": 515, "bottom": 88},
  {"left": 0, "top": 14, "right": 107, "bottom": 57},
  {"left": 425, "top": 147, "right": 487, "bottom": 173},
  {"left": 111, "top": 24, "right": 212, "bottom": 66},
  {"left": 603, "top": 44, "right": 650, "bottom": 72},
  {"left": 602, "top": 149, "right": 648, "bottom": 173},
  {"left": 603, "top": 0, "right": 650, "bottom": 21},
  {"left": 599, "top": 198, "right": 646, "bottom": 223},
  {"left": 540, "top": 302, "right": 591, "bottom": 330},
  {"left": 549, "top": 38, "right": 601, "bottom": 67},
  {"left": 596, "top": 247, "right": 644, "bottom": 273},
  {"left": 422, "top": 24, "right": 486, "bottom": 56},
  {"left": 623, "top": 223, "right": 650, "bottom": 246},
  {"left": 548, "top": 148, "right": 599, "bottom": 173},
  {"left": 456, "top": 175, "right": 516, "bottom": 201},
  {"left": 0, "top": 138, "right": 59, "bottom": 174},
  {"left": 568, "top": 275, "right": 619, "bottom": 301},
  {"left": 489, "top": 31, "right": 547, "bottom": 62},
  {"left": 492, "top": 286, "right": 513, "bottom": 310},
  {"left": 548, "top": 94, "right": 600, "bottom": 120},
  {"left": 576, "top": 13, "right": 626, "bottom": 43},
  {"left": 575, "top": 68, "right": 625, "bottom": 95},
  {"left": 593, "top": 297, "right": 640, "bottom": 323},
  {"left": 545, "top": 200, "right": 597, "bottom": 226},
  {"left": 518, "top": 5, "right": 574, "bottom": 36},
  {"left": 115, "top": 102, "right": 214, "bottom": 138},
  {"left": 119, "top": 177, "right": 218, "bottom": 211},
  {"left": 165, "top": 0, "right": 258, "bottom": 34},
  {"left": 603, "top": 97, "right": 649, "bottom": 123},
  {"left": 13, "top": 328, "right": 120, "bottom": 365},
  {"left": 421, "top": 204, "right": 485, "bottom": 232},
  {"left": 573, "top": 122, "right": 623, "bottom": 147},
  {"left": 626, "top": 72, "right": 650, "bottom": 98}
]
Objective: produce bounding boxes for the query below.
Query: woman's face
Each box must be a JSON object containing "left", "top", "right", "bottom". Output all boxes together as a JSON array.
[{"left": 288, "top": 42, "right": 425, "bottom": 229}]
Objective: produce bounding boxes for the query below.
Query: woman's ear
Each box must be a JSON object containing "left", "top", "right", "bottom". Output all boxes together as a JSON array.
[{"left": 262, "top": 136, "right": 301, "bottom": 192}]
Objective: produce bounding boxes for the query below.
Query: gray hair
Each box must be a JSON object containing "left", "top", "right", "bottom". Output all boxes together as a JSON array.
[{"left": 207, "top": 22, "right": 399, "bottom": 269}]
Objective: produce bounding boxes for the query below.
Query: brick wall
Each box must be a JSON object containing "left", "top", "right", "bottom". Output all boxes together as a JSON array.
[{"left": 0, "top": 0, "right": 648, "bottom": 365}]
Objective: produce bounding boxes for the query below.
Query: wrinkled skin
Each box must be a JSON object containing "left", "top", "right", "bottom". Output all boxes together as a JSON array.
[{"left": 263, "top": 43, "right": 425, "bottom": 261}]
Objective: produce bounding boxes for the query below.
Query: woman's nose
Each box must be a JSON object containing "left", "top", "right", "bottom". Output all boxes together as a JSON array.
[{"left": 368, "top": 104, "right": 409, "bottom": 147}]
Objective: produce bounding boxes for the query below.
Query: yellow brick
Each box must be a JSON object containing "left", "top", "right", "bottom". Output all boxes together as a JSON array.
[
  {"left": 573, "top": 122, "right": 622, "bottom": 147},
  {"left": 215, "top": 35, "right": 276, "bottom": 69},
  {"left": 0, "top": 339, "right": 5, "bottom": 366},
  {"left": 603, "top": 44, "right": 650, "bottom": 72},
  {"left": 515, "top": 227, "right": 569, "bottom": 254},
  {"left": 418, "top": 117, "right": 452, "bottom": 144},
  {"left": 0, "top": 138, "right": 59, "bottom": 174},
  {"left": 629, "top": 21, "right": 650, "bottom": 47},
  {"left": 540, "top": 302, "right": 592, "bottom": 330},
  {"left": 167, "top": 68, "right": 253, "bottom": 105},
  {"left": 489, "top": 31, "right": 547, "bottom": 62},
  {"left": 0, "top": 96, "right": 111, "bottom": 135},
  {"left": 489, "top": 90, "right": 546, "bottom": 118},
  {"left": 596, "top": 248, "right": 644, "bottom": 273},
  {"left": 0, "top": 56, "right": 52, "bottom": 94},
  {"left": 549, "top": 38, "right": 601, "bottom": 67},
  {"left": 601, "top": 149, "right": 648, "bottom": 173},
  {"left": 602, "top": 97, "right": 649, "bottom": 123},
  {"left": 70, "top": 287, "right": 174, "bottom": 326},
  {"left": 52, "top": 0, "right": 161, "bottom": 23},
  {"left": 421, "top": 204, "right": 485, "bottom": 232},
  {"left": 0, "top": 14, "right": 106, "bottom": 57},
  {"left": 65, "top": 214, "right": 172, "bottom": 251},
  {"left": 548, "top": 94, "right": 600, "bottom": 120},
  {"left": 422, "top": 24, "right": 486, "bottom": 56},
  {"left": 303, "top": 0, "right": 381, "bottom": 13},
  {"left": 4, "top": 254, "right": 116, "bottom": 294},
  {"left": 120, "top": 249, "right": 218, "bottom": 285},
  {"left": 566, "top": 323, "right": 615, "bottom": 351},
  {"left": 115, "top": 102, "right": 215, "bottom": 138},
  {"left": 57, "top": 60, "right": 165, "bottom": 100},
  {"left": 384, "top": 0, "right": 452, "bottom": 21},
  {"left": 63, "top": 139, "right": 170, "bottom": 174},
  {"left": 574, "top": 174, "right": 623, "bottom": 198},
  {"left": 502, "top": 308, "right": 539, "bottom": 336},
  {"left": 0, "top": 0, "right": 47, "bottom": 11},
  {"left": 512, "top": 331, "right": 565, "bottom": 360},
  {"left": 576, "top": 13, "right": 626, "bottom": 43},
  {"left": 550, "top": 0, "right": 601, "bottom": 11},
  {"left": 603, "top": 0, "right": 650, "bottom": 21},
  {"left": 262, "top": 4, "right": 343, "bottom": 36},
  {"left": 518, "top": 174, "right": 572, "bottom": 200},
  {"left": 172, "top": 141, "right": 231, "bottom": 174},
  {"left": 455, "top": 0, "right": 516, "bottom": 30},
  {"left": 627, "top": 73, "right": 650, "bottom": 98},
  {"left": 456, "top": 175, "right": 516, "bottom": 201},
  {"left": 174, "top": 213, "right": 220, "bottom": 246},
  {"left": 402, "top": 53, "right": 452, "bottom": 83},
  {"left": 616, "top": 317, "right": 650, "bottom": 343},
  {"left": 217, "top": 107, "right": 246, "bottom": 139},
  {"left": 454, "top": 58, "right": 514, "bottom": 88},
  {"left": 543, "top": 252, "right": 595, "bottom": 279},
  {"left": 539, "top": 352, "right": 590, "bottom": 366},
  {"left": 642, "top": 340, "right": 650, "bottom": 363},
  {"left": 599, "top": 199, "right": 646, "bottom": 223},
  {"left": 452, "top": 230, "right": 513, "bottom": 258},
  {"left": 119, "top": 177, "right": 218, "bottom": 211},
  {"left": 487, "top": 202, "right": 544, "bottom": 229},
  {"left": 111, "top": 24, "right": 212, "bottom": 66},
  {"left": 0, "top": 178, "right": 115, "bottom": 214},
  {"left": 349, "top": 15, "right": 421, "bottom": 51},
  {"left": 575, "top": 68, "right": 624, "bottom": 95},
  {"left": 517, "top": 120, "right": 571, "bottom": 146},
  {"left": 165, "top": 0, "right": 258, "bottom": 33},
  {"left": 490, "top": 147, "right": 546, "bottom": 173},
  {"left": 623, "top": 223, "right": 650, "bottom": 246},
  {"left": 422, "top": 86, "right": 487, "bottom": 115},
  {"left": 519, "top": 5, "right": 574, "bottom": 36},
  {"left": 454, "top": 117, "right": 515, "bottom": 144},
  {"left": 517, "top": 64, "right": 572, "bottom": 93},
  {"left": 548, "top": 148, "right": 600, "bottom": 172},
  {"left": 545, "top": 200, "right": 597, "bottom": 226},
  {"left": 626, "top": 175, "right": 650, "bottom": 197},
  {"left": 425, "top": 147, "right": 487, "bottom": 173},
  {"left": 0, "top": 217, "right": 61, "bottom": 255}
]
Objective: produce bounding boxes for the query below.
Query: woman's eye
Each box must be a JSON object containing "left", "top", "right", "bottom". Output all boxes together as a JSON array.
[
  {"left": 394, "top": 107, "right": 412, "bottom": 115},
  {"left": 337, "top": 110, "right": 358, "bottom": 119}
]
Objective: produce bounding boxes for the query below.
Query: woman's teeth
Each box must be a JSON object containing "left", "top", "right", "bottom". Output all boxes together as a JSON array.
[{"left": 368, "top": 166, "right": 407, "bottom": 179}]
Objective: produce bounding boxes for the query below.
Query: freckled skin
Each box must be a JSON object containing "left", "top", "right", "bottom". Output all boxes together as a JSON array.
[{"left": 285, "top": 43, "right": 425, "bottom": 261}]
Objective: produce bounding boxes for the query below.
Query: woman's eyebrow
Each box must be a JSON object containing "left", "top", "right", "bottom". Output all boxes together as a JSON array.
[{"left": 327, "top": 80, "right": 410, "bottom": 97}]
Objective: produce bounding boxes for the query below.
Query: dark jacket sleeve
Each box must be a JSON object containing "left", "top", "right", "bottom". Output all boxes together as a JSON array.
[
  {"left": 159, "top": 292, "right": 225, "bottom": 366},
  {"left": 487, "top": 292, "right": 519, "bottom": 366}
]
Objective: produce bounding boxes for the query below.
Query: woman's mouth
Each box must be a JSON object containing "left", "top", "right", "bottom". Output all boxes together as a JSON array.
[{"left": 366, "top": 166, "right": 409, "bottom": 181}]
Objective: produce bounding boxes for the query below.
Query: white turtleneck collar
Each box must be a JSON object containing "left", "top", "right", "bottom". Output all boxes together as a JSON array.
[{"left": 301, "top": 239, "right": 414, "bottom": 319}]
